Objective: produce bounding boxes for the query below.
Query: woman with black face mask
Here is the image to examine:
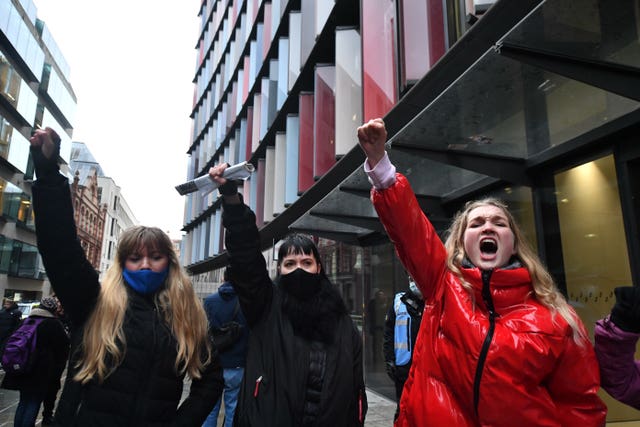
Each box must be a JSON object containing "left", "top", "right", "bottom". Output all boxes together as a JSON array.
[{"left": 209, "top": 163, "right": 367, "bottom": 427}]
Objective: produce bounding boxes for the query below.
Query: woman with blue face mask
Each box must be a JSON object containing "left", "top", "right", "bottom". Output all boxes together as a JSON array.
[{"left": 29, "top": 127, "right": 223, "bottom": 426}]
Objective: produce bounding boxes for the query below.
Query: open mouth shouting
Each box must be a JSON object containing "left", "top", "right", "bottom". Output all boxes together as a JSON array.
[{"left": 463, "top": 205, "right": 516, "bottom": 271}]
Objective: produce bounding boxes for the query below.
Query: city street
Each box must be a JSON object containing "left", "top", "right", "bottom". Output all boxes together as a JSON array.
[{"left": 0, "top": 369, "right": 394, "bottom": 426}]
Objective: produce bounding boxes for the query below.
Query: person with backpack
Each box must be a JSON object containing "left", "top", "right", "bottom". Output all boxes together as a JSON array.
[
  {"left": 202, "top": 267, "right": 249, "bottom": 427},
  {"left": 0, "top": 298, "right": 22, "bottom": 344},
  {"left": 41, "top": 295, "right": 70, "bottom": 426},
  {"left": 29, "top": 127, "right": 223, "bottom": 426},
  {"left": 1, "top": 297, "right": 69, "bottom": 427},
  {"left": 383, "top": 276, "right": 424, "bottom": 421}
]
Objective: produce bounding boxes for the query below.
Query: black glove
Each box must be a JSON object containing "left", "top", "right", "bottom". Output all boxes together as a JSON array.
[
  {"left": 610, "top": 286, "right": 640, "bottom": 333},
  {"left": 385, "top": 361, "right": 396, "bottom": 381},
  {"left": 218, "top": 180, "right": 239, "bottom": 196},
  {"left": 30, "top": 129, "right": 61, "bottom": 178}
]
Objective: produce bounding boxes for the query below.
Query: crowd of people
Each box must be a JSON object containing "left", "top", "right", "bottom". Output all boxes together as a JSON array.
[{"left": 1, "top": 124, "right": 638, "bottom": 426}]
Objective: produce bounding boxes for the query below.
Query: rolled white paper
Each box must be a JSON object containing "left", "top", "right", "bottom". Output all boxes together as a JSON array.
[{"left": 175, "top": 161, "right": 255, "bottom": 196}]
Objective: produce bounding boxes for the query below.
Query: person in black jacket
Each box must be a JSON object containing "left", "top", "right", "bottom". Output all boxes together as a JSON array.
[
  {"left": 209, "top": 163, "right": 367, "bottom": 427},
  {"left": 0, "top": 298, "right": 22, "bottom": 343},
  {"left": 29, "top": 127, "right": 223, "bottom": 426},
  {"left": 41, "top": 295, "right": 70, "bottom": 426},
  {"left": 382, "top": 277, "right": 424, "bottom": 420},
  {"left": 2, "top": 297, "right": 69, "bottom": 427}
]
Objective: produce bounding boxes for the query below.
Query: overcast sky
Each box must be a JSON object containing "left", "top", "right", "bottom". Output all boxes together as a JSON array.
[{"left": 33, "top": 0, "right": 201, "bottom": 240}]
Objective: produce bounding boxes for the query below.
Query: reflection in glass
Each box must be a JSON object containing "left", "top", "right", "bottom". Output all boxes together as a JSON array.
[{"left": 555, "top": 155, "right": 632, "bottom": 331}]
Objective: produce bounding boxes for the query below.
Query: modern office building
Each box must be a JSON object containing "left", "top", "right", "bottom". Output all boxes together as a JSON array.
[
  {"left": 0, "top": 0, "right": 76, "bottom": 301},
  {"left": 181, "top": 0, "right": 640, "bottom": 422}
]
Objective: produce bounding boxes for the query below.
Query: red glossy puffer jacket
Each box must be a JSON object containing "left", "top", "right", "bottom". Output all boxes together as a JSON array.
[{"left": 372, "top": 174, "right": 606, "bottom": 427}]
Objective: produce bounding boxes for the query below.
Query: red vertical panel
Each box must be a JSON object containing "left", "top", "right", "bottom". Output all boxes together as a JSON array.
[
  {"left": 263, "top": 3, "right": 272, "bottom": 60},
  {"left": 256, "top": 158, "right": 266, "bottom": 227},
  {"left": 362, "top": 0, "right": 398, "bottom": 121},
  {"left": 313, "top": 66, "right": 335, "bottom": 179},
  {"left": 298, "top": 93, "right": 315, "bottom": 194},
  {"left": 245, "top": 106, "right": 254, "bottom": 160},
  {"left": 426, "top": 0, "right": 445, "bottom": 66}
]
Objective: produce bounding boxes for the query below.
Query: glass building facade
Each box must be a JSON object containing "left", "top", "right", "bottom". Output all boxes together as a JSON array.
[
  {"left": 182, "top": 1, "right": 640, "bottom": 423},
  {"left": 0, "top": 0, "right": 76, "bottom": 301}
]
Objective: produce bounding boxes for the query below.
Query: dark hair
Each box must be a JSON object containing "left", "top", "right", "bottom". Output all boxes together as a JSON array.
[
  {"left": 223, "top": 266, "right": 232, "bottom": 282},
  {"left": 277, "top": 234, "right": 321, "bottom": 267}
]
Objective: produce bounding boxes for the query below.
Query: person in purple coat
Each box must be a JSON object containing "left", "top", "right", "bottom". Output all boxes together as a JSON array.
[{"left": 595, "top": 286, "right": 640, "bottom": 409}]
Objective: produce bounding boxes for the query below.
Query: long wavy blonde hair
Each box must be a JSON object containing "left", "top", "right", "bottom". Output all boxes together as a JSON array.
[
  {"left": 444, "top": 198, "right": 586, "bottom": 343},
  {"left": 74, "top": 226, "right": 211, "bottom": 384}
]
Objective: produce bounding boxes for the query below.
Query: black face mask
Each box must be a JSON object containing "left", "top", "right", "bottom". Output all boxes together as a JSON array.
[{"left": 279, "top": 268, "right": 322, "bottom": 300}]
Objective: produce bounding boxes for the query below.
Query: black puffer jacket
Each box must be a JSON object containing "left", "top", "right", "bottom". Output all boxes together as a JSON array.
[
  {"left": 32, "top": 172, "right": 223, "bottom": 427},
  {"left": 222, "top": 200, "right": 367, "bottom": 427}
]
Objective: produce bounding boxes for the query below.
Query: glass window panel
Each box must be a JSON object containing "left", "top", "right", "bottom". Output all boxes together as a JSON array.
[
  {"left": 313, "top": 65, "right": 336, "bottom": 179},
  {"left": 556, "top": 155, "right": 632, "bottom": 329},
  {"left": 263, "top": 3, "right": 272, "bottom": 59},
  {"left": 242, "top": 56, "right": 250, "bottom": 103},
  {"left": 315, "top": 0, "right": 333, "bottom": 38},
  {"left": 298, "top": 93, "right": 315, "bottom": 194},
  {"left": 285, "top": 114, "right": 300, "bottom": 205},
  {"left": 504, "top": 0, "right": 640, "bottom": 69},
  {"left": 252, "top": 94, "right": 262, "bottom": 151},
  {"left": 335, "top": 28, "right": 362, "bottom": 157},
  {"left": 362, "top": 0, "right": 399, "bottom": 120},
  {"left": 249, "top": 174, "right": 259, "bottom": 212},
  {"left": 288, "top": 12, "right": 302, "bottom": 92},
  {"left": 264, "top": 146, "right": 275, "bottom": 222},
  {"left": 277, "top": 38, "right": 289, "bottom": 109},
  {"left": 300, "top": 0, "right": 315, "bottom": 67},
  {"left": 391, "top": 49, "right": 640, "bottom": 159},
  {"left": 256, "top": 158, "right": 266, "bottom": 227},
  {"left": 260, "top": 78, "right": 270, "bottom": 140},
  {"left": 0, "top": 235, "right": 10, "bottom": 274},
  {"left": 273, "top": 132, "right": 286, "bottom": 216},
  {"left": 399, "top": 0, "right": 445, "bottom": 84},
  {"left": 246, "top": 107, "right": 254, "bottom": 159}
]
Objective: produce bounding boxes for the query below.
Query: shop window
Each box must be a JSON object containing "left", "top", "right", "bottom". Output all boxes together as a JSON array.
[{"left": 555, "top": 155, "right": 631, "bottom": 326}]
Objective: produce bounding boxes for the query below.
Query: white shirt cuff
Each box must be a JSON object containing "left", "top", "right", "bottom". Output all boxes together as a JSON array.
[{"left": 363, "top": 152, "right": 396, "bottom": 190}]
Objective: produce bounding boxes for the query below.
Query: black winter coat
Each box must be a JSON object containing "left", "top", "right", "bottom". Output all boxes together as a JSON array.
[
  {"left": 32, "top": 172, "right": 223, "bottom": 427},
  {"left": 222, "top": 200, "right": 367, "bottom": 427},
  {"left": 1, "top": 309, "right": 69, "bottom": 393},
  {"left": 0, "top": 303, "right": 22, "bottom": 343}
]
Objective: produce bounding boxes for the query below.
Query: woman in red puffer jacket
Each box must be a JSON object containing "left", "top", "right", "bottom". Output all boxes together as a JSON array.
[{"left": 356, "top": 118, "right": 606, "bottom": 427}]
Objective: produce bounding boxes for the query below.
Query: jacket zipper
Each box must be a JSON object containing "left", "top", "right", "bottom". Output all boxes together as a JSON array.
[{"left": 473, "top": 269, "right": 496, "bottom": 416}]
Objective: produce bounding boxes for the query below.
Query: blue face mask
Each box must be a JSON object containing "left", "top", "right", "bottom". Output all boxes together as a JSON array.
[{"left": 123, "top": 268, "right": 169, "bottom": 295}]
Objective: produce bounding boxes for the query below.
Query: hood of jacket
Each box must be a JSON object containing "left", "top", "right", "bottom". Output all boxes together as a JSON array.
[{"left": 218, "top": 281, "right": 237, "bottom": 300}]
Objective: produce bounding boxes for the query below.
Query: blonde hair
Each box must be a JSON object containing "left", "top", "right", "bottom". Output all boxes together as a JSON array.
[
  {"left": 444, "top": 198, "right": 586, "bottom": 343},
  {"left": 74, "top": 226, "right": 211, "bottom": 384}
]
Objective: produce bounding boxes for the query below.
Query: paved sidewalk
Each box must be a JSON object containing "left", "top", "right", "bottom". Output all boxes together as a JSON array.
[{"left": 365, "top": 388, "right": 396, "bottom": 427}]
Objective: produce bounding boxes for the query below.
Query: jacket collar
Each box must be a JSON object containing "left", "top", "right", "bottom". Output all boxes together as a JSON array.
[{"left": 460, "top": 266, "right": 533, "bottom": 314}]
